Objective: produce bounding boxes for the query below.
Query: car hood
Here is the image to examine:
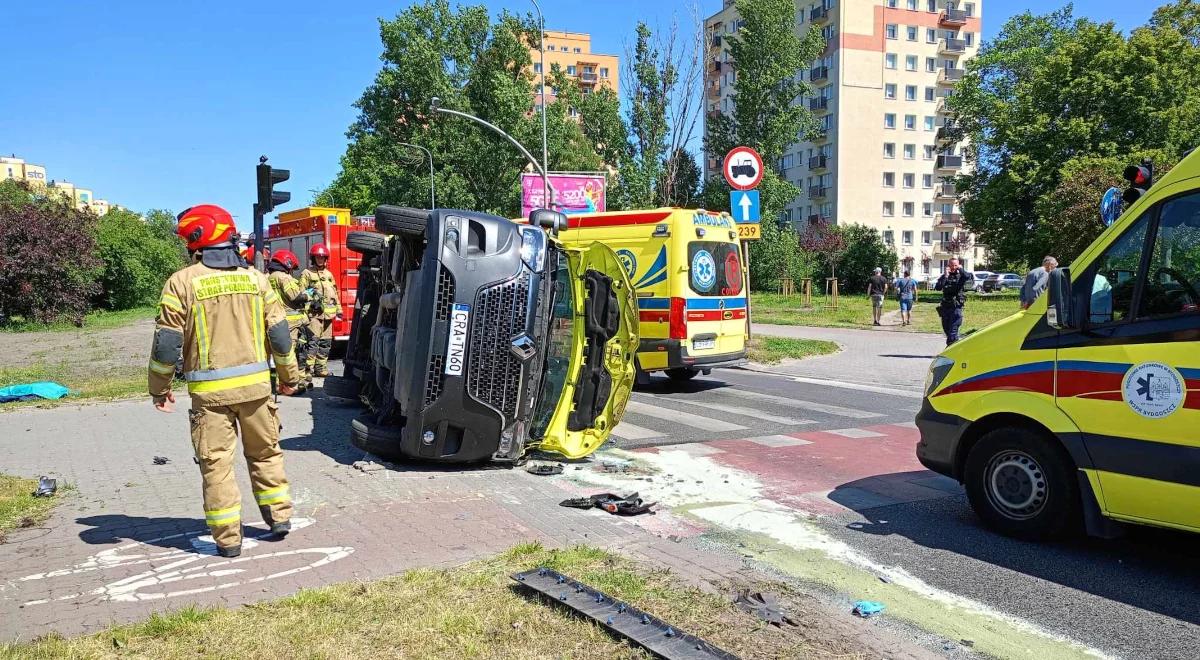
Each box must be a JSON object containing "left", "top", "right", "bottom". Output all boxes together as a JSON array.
[{"left": 537, "top": 241, "right": 638, "bottom": 459}]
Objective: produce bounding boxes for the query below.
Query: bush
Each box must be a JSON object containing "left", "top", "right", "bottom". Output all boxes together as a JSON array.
[
  {"left": 813, "top": 224, "right": 899, "bottom": 294},
  {"left": 749, "top": 220, "right": 814, "bottom": 292},
  {"left": 0, "top": 181, "right": 103, "bottom": 325},
  {"left": 95, "top": 208, "right": 185, "bottom": 310}
]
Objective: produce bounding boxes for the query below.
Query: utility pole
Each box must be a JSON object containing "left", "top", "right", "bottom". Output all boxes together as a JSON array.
[
  {"left": 399, "top": 142, "right": 436, "bottom": 209},
  {"left": 530, "top": 0, "right": 550, "bottom": 209}
]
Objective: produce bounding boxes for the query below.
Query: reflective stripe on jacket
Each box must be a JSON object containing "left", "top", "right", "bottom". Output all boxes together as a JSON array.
[
  {"left": 268, "top": 270, "right": 308, "bottom": 328},
  {"left": 300, "top": 268, "right": 340, "bottom": 320}
]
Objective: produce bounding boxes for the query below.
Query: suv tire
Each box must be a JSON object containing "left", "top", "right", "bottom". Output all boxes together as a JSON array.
[
  {"left": 666, "top": 367, "right": 700, "bottom": 381},
  {"left": 322, "top": 375, "right": 363, "bottom": 401},
  {"left": 375, "top": 205, "right": 429, "bottom": 238},
  {"left": 346, "top": 231, "right": 385, "bottom": 256},
  {"left": 350, "top": 414, "right": 403, "bottom": 458},
  {"left": 963, "top": 427, "right": 1081, "bottom": 540}
]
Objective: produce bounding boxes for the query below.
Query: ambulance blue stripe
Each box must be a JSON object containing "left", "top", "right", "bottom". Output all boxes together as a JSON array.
[
  {"left": 638, "top": 298, "right": 670, "bottom": 310},
  {"left": 687, "top": 297, "right": 747, "bottom": 310},
  {"left": 1179, "top": 367, "right": 1200, "bottom": 379},
  {"left": 956, "top": 361, "right": 1055, "bottom": 385},
  {"left": 633, "top": 247, "right": 668, "bottom": 289},
  {"left": 1057, "top": 360, "right": 1131, "bottom": 374},
  {"left": 637, "top": 272, "right": 668, "bottom": 288}
]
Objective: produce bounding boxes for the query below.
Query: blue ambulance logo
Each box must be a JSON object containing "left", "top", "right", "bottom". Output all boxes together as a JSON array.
[
  {"left": 615, "top": 249, "right": 637, "bottom": 280},
  {"left": 691, "top": 250, "right": 717, "bottom": 293}
]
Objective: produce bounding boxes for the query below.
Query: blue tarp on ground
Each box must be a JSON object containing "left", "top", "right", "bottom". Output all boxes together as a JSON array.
[{"left": 0, "top": 382, "right": 69, "bottom": 403}]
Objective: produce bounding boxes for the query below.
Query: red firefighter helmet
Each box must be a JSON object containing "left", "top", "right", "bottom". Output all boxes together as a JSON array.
[
  {"left": 241, "top": 246, "right": 255, "bottom": 262},
  {"left": 176, "top": 205, "right": 236, "bottom": 251},
  {"left": 310, "top": 243, "right": 330, "bottom": 259},
  {"left": 271, "top": 249, "right": 300, "bottom": 271}
]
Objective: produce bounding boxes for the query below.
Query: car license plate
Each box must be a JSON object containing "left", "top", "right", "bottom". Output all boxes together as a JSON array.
[
  {"left": 445, "top": 304, "right": 470, "bottom": 375},
  {"left": 693, "top": 338, "right": 716, "bottom": 351}
]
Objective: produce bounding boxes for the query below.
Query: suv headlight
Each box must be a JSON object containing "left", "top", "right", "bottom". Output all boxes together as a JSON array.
[
  {"left": 925, "top": 356, "right": 955, "bottom": 396},
  {"left": 520, "top": 226, "right": 546, "bottom": 273}
]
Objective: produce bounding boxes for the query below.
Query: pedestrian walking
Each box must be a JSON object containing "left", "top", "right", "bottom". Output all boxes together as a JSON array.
[
  {"left": 868, "top": 267, "right": 889, "bottom": 326},
  {"left": 894, "top": 269, "right": 918, "bottom": 326},
  {"left": 300, "top": 244, "right": 340, "bottom": 379},
  {"left": 934, "top": 258, "right": 968, "bottom": 345},
  {"left": 265, "top": 249, "right": 312, "bottom": 393},
  {"left": 1021, "top": 256, "right": 1058, "bottom": 309},
  {"left": 149, "top": 204, "right": 301, "bottom": 558}
]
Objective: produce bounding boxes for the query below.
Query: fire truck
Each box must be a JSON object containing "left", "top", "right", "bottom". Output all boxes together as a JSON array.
[{"left": 266, "top": 206, "right": 376, "bottom": 341}]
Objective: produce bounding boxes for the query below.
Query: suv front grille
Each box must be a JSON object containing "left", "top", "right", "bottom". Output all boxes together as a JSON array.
[
  {"left": 423, "top": 267, "right": 456, "bottom": 409},
  {"left": 467, "top": 274, "right": 530, "bottom": 418}
]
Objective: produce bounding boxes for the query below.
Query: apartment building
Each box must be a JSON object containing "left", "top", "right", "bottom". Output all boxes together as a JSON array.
[
  {"left": 529, "top": 30, "right": 619, "bottom": 114},
  {"left": 2, "top": 154, "right": 114, "bottom": 213},
  {"left": 705, "top": 0, "right": 987, "bottom": 278}
]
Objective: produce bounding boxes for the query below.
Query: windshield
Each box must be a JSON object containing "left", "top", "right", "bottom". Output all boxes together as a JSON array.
[{"left": 529, "top": 251, "right": 574, "bottom": 440}]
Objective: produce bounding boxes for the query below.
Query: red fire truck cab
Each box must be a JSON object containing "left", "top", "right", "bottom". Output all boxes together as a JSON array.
[{"left": 266, "top": 206, "right": 376, "bottom": 341}]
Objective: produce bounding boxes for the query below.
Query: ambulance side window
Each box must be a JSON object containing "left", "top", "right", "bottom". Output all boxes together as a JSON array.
[
  {"left": 1140, "top": 193, "right": 1200, "bottom": 319},
  {"left": 1083, "top": 211, "right": 1149, "bottom": 325}
]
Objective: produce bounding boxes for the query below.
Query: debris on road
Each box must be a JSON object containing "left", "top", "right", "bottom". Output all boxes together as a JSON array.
[
  {"left": 352, "top": 460, "right": 386, "bottom": 472},
  {"left": 733, "top": 590, "right": 797, "bottom": 627},
  {"left": 512, "top": 567, "right": 737, "bottom": 659},
  {"left": 559, "top": 492, "right": 656, "bottom": 516},
  {"left": 152, "top": 456, "right": 170, "bottom": 465},
  {"left": 31, "top": 476, "right": 57, "bottom": 497},
  {"left": 525, "top": 463, "right": 563, "bottom": 476},
  {"left": 851, "top": 600, "right": 885, "bottom": 618},
  {"left": 0, "top": 382, "right": 69, "bottom": 403}
]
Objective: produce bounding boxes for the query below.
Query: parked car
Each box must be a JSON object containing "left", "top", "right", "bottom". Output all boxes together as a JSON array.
[
  {"left": 324, "top": 206, "right": 638, "bottom": 464},
  {"left": 966, "top": 270, "right": 993, "bottom": 291},
  {"left": 981, "top": 272, "right": 1022, "bottom": 292}
]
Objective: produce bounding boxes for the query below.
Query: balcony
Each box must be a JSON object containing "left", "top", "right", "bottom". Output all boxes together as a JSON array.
[
  {"left": 936, "top": 97, "right": 954, "bottom": 114},
  {"left": 711, "top": 34, "right": 722, "bottom": 47},
  {"left": 808, "top": 96, "right": 829, "bottom": 112},
  {"left": 808, "top": 185, "right": 829, "bottom": 199},
  {"left": 936, "top": 154, "right": 964, "bottom": 170},
  {"left": 807, "top": 214, "right": 829, "bottom": 225},
  {"left": 935, "top": 212, "right": 963, "bottom": 228},
  {"left": 711, "top": 60, "right": 722, "bottom": 73},
  {"left": 939, "top": 8, "right": 967, "bottom": 27},
  {"left": 580, "top": 72, "right": 598, "bottom": 83},
  {"left": 808, "top": 154, "right": 829, "bottom": 170},
  {"left": 935, "top": 124, "right": 958, "bottom": 143},
  {"left": 937, "top": 67, "right": 965, "bottom": 85},
  {"left": 811, "top": 126, "right": 830, "bottom": 141},
  {"left": 809, "top": 65, "right": 829, "bottom": 82},
  {"left": 939, "top": 38, "right": 967, "bottom": 55},
  {"left": 936, "top": 183, "right": 957, "bottom": 198},
  {"left": 810, "top": 5, "right": 832, "bottom": 23}
]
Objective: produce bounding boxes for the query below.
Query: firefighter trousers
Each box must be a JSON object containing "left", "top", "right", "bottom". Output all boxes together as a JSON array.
[
  {"left": 292, "top": 323, "right": 313, "bottom": 385},
  {"left": 188, "top": 397, "right": 292, "bottom": 550},
  {"left": 307, "top": 318, "right": 333, "bottom": 376}
]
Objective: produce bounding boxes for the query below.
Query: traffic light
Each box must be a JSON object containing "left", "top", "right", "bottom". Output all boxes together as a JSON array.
[
  {"left": 1121, "top": 160, "right": 1153, "bottom": 205},
  {"left": 256, "top": 156, "right": 290, "bottom": 213}
]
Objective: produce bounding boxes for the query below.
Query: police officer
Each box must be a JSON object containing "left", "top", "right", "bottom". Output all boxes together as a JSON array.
[
  {"left": 149, "top": 204, "right": 301, "bottom": 558},
  {"left": 266, "top": 249, "right": 311, "bottom": 393},
  {"left": 299, "top": 244, "right": 339, "bottom": 378},
  {"left": 935, "top": 257, "right": 969, "bottom": 345}
]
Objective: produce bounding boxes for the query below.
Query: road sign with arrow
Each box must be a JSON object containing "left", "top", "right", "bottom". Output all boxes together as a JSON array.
[{"left": 729, "top": 190, "right": 760, "bottom": 223}]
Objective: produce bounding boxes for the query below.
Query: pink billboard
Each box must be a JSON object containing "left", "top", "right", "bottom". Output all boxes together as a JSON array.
[{"left": 521, "top": 173, "right": 606, "bottom": 217}]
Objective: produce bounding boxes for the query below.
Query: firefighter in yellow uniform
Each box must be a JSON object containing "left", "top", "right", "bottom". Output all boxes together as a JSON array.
[
  {"left": 299, "top": 243, "right": 339, "bottom": 378},
  {"left": 149, "top": 204, "right": 301, "bottom": 558},
  {"left": 265, "top": 249, "right": 312, "bottom": 392}
]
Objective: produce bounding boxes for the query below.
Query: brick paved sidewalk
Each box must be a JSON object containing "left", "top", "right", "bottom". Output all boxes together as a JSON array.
[{"left": 0, "top": 390, "right": 933, "bottom": 658}]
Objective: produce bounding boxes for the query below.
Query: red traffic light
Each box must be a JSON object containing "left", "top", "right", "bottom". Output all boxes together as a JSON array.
[{"left": 1123, "top": 165, "right": 1151, "bottom": 186}]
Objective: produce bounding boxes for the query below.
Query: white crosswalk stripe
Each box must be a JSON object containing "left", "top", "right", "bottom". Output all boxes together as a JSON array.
[
  {"left": 609, "top": 421, "right": 665, "bottom": 440},
  {"left": 641, "top": 393, "right": 815, "bottom": 426},
  {"left": 721, "top": 389, "right": 884, "bottom": 419},
  {"left": 825, "top": 428, "right": 885, "bottom": 438},
  {"left": 623, "top": 400, "right": 748, "bottom": 432}
]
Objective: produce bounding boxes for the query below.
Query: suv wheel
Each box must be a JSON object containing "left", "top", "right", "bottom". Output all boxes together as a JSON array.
[
  {"left": 346, "top": 231, "right": 385, "bottom": 256},
  {"left": 666, "top": 368, "right": 700, "bottom": 381},
  {"left": 375, "top": 205, "right": 429, "bottom": 238},
  {"left": 963, "top": 427, "right": 1080, "bottom": 539},
  {"left": 322, "top": 375, "right": 363, "bottom": 401}
]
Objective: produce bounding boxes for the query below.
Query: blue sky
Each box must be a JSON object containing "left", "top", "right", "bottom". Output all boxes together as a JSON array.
[{"left": 1, "top": 1, "right": 1157, "bottom": 221}]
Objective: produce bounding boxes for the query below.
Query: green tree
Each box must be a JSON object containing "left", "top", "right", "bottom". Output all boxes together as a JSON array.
[
  {"left": 951, "top": 3, "right": 1200, "bottom": 267},
  {"left": 322, "top": 1, "right": 608, "bottom": 217},
  {"left": 94, "top": 208, "right": 187, "bottom": 310},
  {"left": 660, "top": 147, "right": 701, "bottom": 207},
  {"left": 807, "top": 225, "right": 899, "bottom": 294}
]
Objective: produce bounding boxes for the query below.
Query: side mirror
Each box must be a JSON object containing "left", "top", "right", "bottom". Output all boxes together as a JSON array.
[
  {"left": 529, "top": 208, "right": 567, "bottom": 235},
  {"left": 1047, "top": 267, "right": 1074, "bottom": 330}
]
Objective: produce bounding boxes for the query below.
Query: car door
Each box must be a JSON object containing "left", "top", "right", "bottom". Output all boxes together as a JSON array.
[{"left": 1054, "top": 188, "right": 1200, "bottom": 530}]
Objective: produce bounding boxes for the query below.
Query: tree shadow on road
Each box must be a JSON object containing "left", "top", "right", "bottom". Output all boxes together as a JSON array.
[{"left": 829, "top": 471, "right": 1200, "bottom": 626}]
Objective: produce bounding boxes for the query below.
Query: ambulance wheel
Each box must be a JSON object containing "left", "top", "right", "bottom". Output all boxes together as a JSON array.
[
  {"left": 666, "top": 368, "right": 700, "bottom": 381},
  {"left": 964, "top": 427, "right": 1081, "bottom": 540},
  {"left": 346, "top": 231, "right": 385, "bottom": 256},
  {"left": 375, "top": 205, "right": 428, "bottom": 238}
]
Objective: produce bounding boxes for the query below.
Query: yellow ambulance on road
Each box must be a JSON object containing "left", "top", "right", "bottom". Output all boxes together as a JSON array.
[
  {"left": 917, "top": 150, "right": 1200, "bottom": 539},
  {"left": 553, "top": 208, "right": 749, "bottom": 381}
]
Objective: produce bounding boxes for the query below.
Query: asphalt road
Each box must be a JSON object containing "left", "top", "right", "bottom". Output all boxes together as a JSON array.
[{"left": 620, "top": 367, "right": 1200, "bottom": 660}]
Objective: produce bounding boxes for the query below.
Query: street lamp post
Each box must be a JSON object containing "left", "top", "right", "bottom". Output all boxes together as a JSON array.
[
  {"left": 428, "top": 97, "right": 555, "bottom": 206},
  {"left": 530, "top": 0, "right": 550, "bottom": 209},
  {"left": 398, "top": 142, "right": 436, "bottom": 209}
]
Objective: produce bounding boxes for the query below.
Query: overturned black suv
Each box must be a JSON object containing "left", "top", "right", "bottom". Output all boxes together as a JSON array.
[{"left": 325, "top": 206, "right": 638, "bottom": 463}]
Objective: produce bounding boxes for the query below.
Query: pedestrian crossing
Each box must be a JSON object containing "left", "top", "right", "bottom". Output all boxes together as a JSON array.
[{"left": 610, "top": 382, "right": 902, "bottom": 445}]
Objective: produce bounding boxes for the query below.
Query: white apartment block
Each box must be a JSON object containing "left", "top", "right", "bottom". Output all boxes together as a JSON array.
[{"left": 705, "top": 0, "right": 987, "bottom": 279}]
